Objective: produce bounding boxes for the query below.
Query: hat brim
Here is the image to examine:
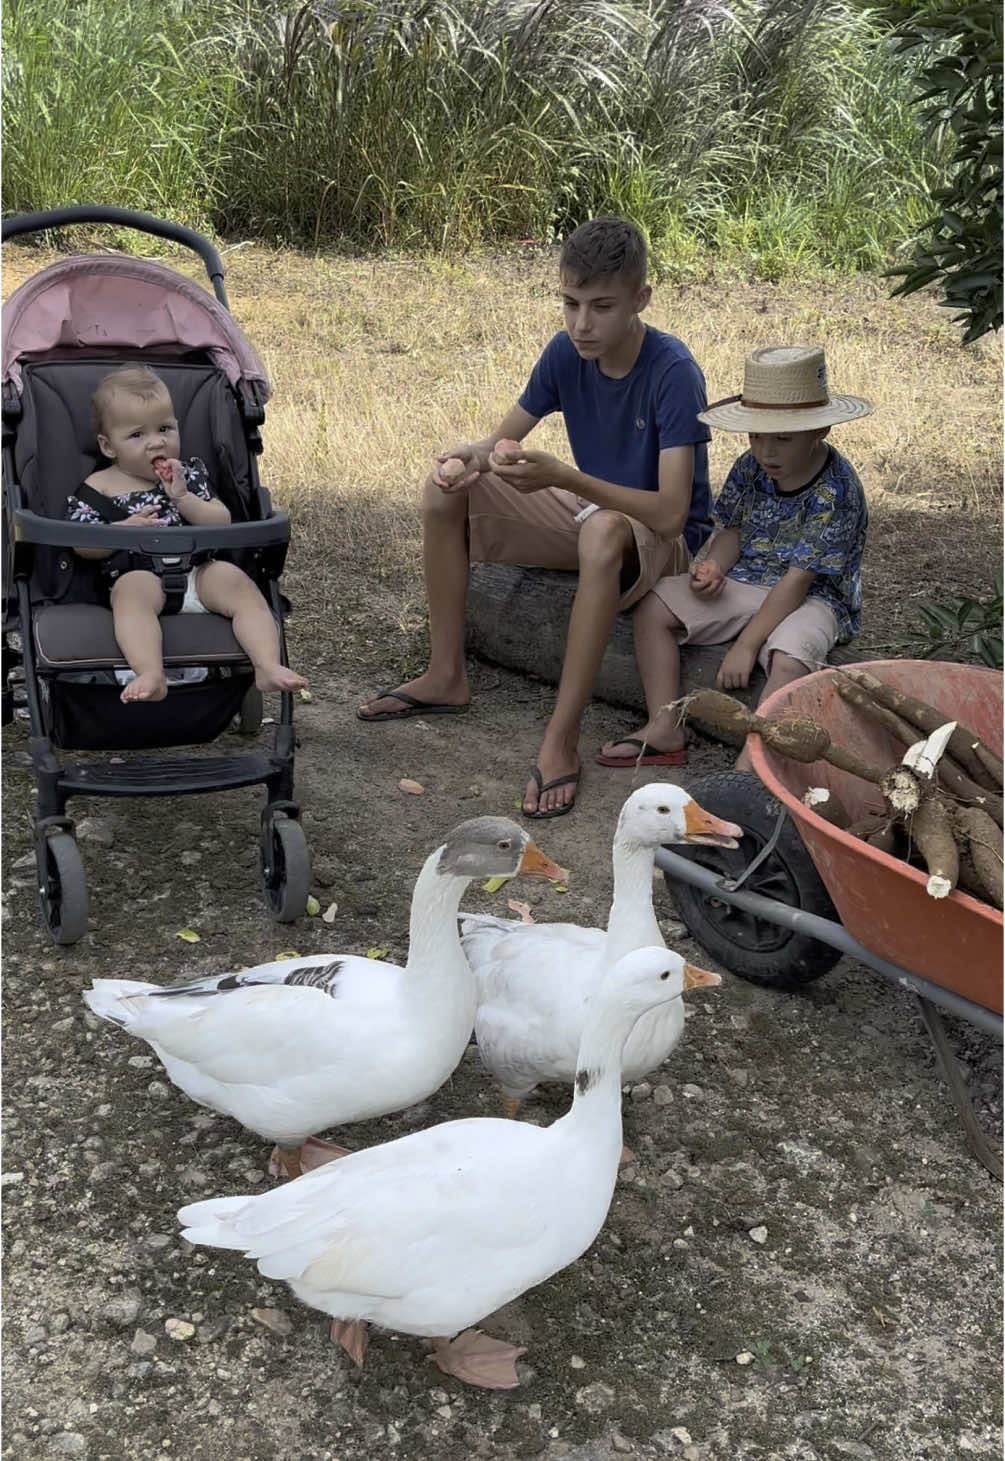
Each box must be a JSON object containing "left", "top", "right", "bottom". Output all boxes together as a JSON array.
[{"left": 697, "top": 394, "right": 873, "bottom": 433}]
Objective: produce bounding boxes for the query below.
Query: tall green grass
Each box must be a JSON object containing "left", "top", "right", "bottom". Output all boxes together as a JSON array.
[
  {"left": 2, "top": 0, "right": 235, "bottom": 234},
  {"left": 3, "top": 0, "right": 949, "bottom": 275}
]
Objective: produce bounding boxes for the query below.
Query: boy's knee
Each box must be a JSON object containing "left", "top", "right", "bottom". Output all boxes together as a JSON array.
[
  {"left": 634, "top": 590, "right": 679, "bottom": 631},
  {"left": 422, "top": 474, "right": 468, "bottom": 517},
  {"left": 766, "top": 650, "right": 807, "bottom": 682},
  {"left": 577, "top": 510, "right": 632, "bottom": 570}
]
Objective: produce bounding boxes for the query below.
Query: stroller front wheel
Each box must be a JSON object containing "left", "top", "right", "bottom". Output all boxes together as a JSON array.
[
  {"left": 259, "top": 811, "right": 310, "bottom": 923},
  {"left": 36, "top": 830, "right": 89, "bottom": 945}
]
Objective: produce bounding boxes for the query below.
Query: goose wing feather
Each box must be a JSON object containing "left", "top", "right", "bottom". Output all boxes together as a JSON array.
[
  {"left": 87, "top": 956, "right": 418, "bottom": 1099},
  {"left": 466, "top": 923, "right": 607, "bottom": 1090}
]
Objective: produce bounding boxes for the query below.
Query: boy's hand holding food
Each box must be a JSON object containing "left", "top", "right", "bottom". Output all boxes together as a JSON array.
[
  {"left": 432, "top": 443, "right": 484, "bottom": 491},
  {"left": 489, "top": 445, "right": 564, "bottom": 494}
]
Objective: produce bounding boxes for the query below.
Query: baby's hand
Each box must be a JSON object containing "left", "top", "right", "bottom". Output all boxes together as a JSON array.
[
  {"left": 690, "top": 559, "right": 725, "bottom": 598},
  {"left": 153, "top": 457, "right": 187, "bottom": 499},
  {"left": 117, "top": 505, "right": 166, "bottom": 526}
]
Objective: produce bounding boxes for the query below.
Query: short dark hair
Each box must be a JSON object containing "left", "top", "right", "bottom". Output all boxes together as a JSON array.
[{"left": 559, "top": 217, "right": 648, "bottom": 291}]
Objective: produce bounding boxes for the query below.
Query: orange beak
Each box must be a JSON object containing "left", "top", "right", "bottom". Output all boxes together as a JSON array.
[
  {"left": 517, "top": 841, "right": 566, "bottom": 881},
  {"left": 683, "top": 963, "right": 722, "bottom": 991},
  {"left": 682, "top": 799, "right": 743, "bottom": 847}
]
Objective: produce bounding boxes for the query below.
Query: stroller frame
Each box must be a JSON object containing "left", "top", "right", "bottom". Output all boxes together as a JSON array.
[{"left": 2, "top": 206, "right": 310, "bottom": 942}]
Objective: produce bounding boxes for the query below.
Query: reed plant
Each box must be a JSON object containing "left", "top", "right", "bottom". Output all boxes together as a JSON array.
[
  {"left": 2, "top": 0, "right": 235, "bottom": 234},
  {"left": 4, "top": 0, "right": 950, "bottom": 276}
]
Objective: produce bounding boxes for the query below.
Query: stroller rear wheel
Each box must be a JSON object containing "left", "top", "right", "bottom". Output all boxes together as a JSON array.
[
  {"left": 259, "top": 809, "right": 310, "bottom": 923},
  {"left": 236, "top": 686, "right": 263, "bottom": 736},
  {"left": 35, "top": 829, "right": 89, "bottom": 945}
]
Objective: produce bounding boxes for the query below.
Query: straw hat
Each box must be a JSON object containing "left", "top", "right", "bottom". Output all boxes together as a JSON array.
[{"left": 698, "top": 345, "right": 872, "bottom": 433}]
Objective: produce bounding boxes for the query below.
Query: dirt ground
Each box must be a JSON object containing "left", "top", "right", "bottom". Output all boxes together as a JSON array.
[{"left": 2, "top": 639, "right": 1002, "bottom": 1461}]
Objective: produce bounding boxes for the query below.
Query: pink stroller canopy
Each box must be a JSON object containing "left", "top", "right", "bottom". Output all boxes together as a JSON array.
[{"left": 2, "top": 255, "right": 270, "bottom": 398}]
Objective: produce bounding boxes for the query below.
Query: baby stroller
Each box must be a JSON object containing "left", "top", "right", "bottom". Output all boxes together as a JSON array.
[{"left": 2, "top": 205, "right": 310, "bottom": 943}]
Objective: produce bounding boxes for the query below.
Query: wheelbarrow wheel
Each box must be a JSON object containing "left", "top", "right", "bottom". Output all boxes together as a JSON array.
[
  {"left": 36, "top": 829, "right": 89, "bottom": 946},
  {"left": 663, "top": 770, "right": 842, "bottom": 988}
]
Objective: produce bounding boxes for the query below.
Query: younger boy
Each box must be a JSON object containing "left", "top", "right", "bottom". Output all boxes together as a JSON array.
[
  {"left": 358, "top": 216, "right": 713, "bottom": 817},
  {"left": 597, "top": 344, "right": 870, "bottom": 769},
  {"left": 66, "top": 366, "right": 307, "bottom": 704}
]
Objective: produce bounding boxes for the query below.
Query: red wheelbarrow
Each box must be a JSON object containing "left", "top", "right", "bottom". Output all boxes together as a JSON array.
[{"left": 657, "top": 659, "right": 1003, "bottom": 1174}]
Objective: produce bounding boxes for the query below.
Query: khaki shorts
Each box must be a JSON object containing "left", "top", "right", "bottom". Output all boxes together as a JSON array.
[
  {"left": 649, "top": 573, "right": 840, "bottom": 672},
  {"left": 466, "top": 474, "right": 688, "bottom": 611}
]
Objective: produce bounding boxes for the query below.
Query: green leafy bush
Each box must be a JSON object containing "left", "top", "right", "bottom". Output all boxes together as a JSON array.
[
  {"left": 884, "top": 0, "right": 1003, "bottom": 343},
  {"left": 910, "top": 572, "right": 1003, "bottom": 668}
]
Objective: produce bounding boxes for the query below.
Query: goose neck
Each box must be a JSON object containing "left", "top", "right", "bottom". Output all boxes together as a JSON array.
[
  {"left": 606, "top": 837, "right": 661, "bottom": 954},
  {"left": 405, "top": 855, "right": 470, "bottom": 977},
  {"left": 565, "top": 1001, "right": 641, "bottom": 1145}
]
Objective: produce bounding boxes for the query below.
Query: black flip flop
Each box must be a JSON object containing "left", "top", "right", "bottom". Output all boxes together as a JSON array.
[
  {"left": 522, "top": 766, "right": 580, "bottom": 819},
  {"left": 357, "top": 688, "right": 470, "bottom": 722}
]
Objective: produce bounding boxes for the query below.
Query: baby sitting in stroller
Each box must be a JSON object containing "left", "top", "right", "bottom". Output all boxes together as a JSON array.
[{"left": 65, "top": 365, "right": 307, "bottom": 704}]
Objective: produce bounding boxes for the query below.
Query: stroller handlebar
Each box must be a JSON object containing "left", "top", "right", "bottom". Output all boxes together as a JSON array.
[
  {"left": 1, "top": 207, "right": 229, "bottom": 308},
  {"left": 13, "top": 509, "right": 290, "bottom": 555}
]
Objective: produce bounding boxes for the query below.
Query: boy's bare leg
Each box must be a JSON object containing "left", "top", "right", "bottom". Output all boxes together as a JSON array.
[
  {"left": 195, "top": 561, "right": 307, "bottom": 693},
  {"left": 523, "top": 512, "right": 633, "bottom": 816},
  {"left": 599, "top": 592, "right": 686, "bottom": 759},
  {"left": 358, "top": 475, "right": 471, "bottom": 717},
  {"left": 735, "top": 649, "right": 806, "bottom": 771},
  {"left": 111, "top": 572, "right": 168, "bottom": 703}
]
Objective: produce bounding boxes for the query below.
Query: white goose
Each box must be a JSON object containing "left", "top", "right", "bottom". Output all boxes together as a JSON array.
[
  {"left": 84, "top": 818, "right": 560, "bottom": 1177},
  {"left": 178, "top": 946, "right": 721, "bottom": 1388},
  {"left": 461, "top": 783, "right": 740, "bottom": 1112}
]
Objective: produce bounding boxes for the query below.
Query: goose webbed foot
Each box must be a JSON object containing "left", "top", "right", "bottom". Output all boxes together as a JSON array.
[
  {"left": 330, "top": 1318, "right": 369, "bottom": 1366},
  {"left": 429, "top": 1329, "right": 526, "bottom": 1389},
  {"left": 268, "top": 1138, "right": 352, "bottom": 1181}
]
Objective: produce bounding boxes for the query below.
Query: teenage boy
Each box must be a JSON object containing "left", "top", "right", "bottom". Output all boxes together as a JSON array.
[{"left": 358, "top": 216, "right": 712, "bottom": 817}]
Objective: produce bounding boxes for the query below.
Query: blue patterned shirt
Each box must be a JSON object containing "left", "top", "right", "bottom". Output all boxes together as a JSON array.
[{"left": 712, "top": 447, "right": 867, "bottom": 640}]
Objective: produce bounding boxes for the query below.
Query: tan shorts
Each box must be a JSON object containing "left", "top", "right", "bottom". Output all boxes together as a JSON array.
[
  {"left": 649, "top": 573, "right": 840, "bottom": 672},
  {"left": 466, "top": 474, "right": 688, "bottom": 611}
]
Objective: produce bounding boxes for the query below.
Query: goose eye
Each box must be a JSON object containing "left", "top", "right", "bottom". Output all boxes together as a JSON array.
[
  {"left": 496, "top": 838, "right": 512, "bottom": 851},
  {"left": 657, "top": 804, "right": 670, "bottom": 814},
  {"left": 660, "top": 969, "right": 671, "bottom": 981}
]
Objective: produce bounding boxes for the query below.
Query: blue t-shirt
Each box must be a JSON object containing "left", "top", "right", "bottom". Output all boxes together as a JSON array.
[
  {"left": 517, "top": 327, "right": 713, "bottom": 553},
  {"left": 713, "top": 446, "right": 867, "bottom": 641}
]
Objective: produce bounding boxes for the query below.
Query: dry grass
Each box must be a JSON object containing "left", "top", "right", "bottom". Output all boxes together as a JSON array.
[{"left": 4, "top": 242, "right": 1001, "bottom": 669}]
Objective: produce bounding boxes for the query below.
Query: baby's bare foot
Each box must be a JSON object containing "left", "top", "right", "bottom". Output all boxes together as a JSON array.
[
  {"left": 121, "top": 671, "right": 167, "bottom": 704},
  {"left": 254, "top": 664, "right": 308, "bottom": 694}
]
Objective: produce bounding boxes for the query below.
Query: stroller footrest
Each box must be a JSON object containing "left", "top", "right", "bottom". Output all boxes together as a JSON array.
[{"left": 58, "top": 751, "right": 280, "bottom": 798}]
